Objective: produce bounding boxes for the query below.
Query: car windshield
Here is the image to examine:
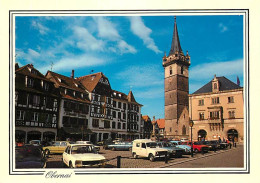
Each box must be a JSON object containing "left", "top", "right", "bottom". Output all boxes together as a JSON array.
[
  {"left": 71, "top": 145, "right": 96, "bottom": 154},
  {"left": 210, "top": 141, "right": 218, "bottom": 144},
  {"left": 146, "top": 142, "right": 157, "bottom": 148},
  {"left": 162, "top": 143, "right": 172, "bottom": 147},
  {"left": 194, "top": 142, "right": 203, "bottom": 145}
]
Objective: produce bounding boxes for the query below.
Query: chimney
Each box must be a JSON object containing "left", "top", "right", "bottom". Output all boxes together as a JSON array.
[{"left": 71, "top": 70, "right": 74, "bottom": 79}]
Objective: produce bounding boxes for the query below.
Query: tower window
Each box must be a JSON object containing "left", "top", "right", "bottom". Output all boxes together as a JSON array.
[
  {"left": 169, "top": 66, "right": 172, "bottom": 75},
  {"left": 181, "top": 66, "right": 184, "bottom": 74}
]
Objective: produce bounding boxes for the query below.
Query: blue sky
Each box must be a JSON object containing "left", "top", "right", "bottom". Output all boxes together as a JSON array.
[{"left": 15, "top": 15, "right": 244, "bottom": 119}]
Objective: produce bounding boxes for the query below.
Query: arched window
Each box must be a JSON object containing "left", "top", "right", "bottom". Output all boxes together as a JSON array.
[
  {"left": 181, "top": 66, "right": 184, "bottom": 74},
  {"left": 169, "top": 66, "right": 172, "bottom": 75},
  {"left": 182, "top": 125, "right": 186, "bottom": 135},
  {"left": 214, "top": 83, "right": 217, "bottom": 89}
]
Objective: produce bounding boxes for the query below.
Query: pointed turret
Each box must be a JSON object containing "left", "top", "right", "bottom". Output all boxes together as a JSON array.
[
  {"left": 169, "top": 16, "right": 183, "bottom": 56},
  {"left": 162, "top": 16, "right": 190, "bottom": 67}
]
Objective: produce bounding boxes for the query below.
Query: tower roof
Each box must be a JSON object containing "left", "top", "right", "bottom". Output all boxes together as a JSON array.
[{"left": 169, "top": 17, "right": 183, "bottom": 56}]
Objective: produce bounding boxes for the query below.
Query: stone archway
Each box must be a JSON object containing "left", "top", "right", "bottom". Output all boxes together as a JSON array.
[
  {"left": 198, "top": 129, "right": 207, "bottom": 141},
  {"left": 27, "top": 131, "right": 41, "bottom": 143},
  {"left": 227, "top": 129, "right": 238, "bottom": 142},
  {"left": 15, "top": 130, "right": 26, "bottom": 144}
]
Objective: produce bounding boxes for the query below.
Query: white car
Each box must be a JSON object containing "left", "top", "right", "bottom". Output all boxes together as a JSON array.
[
  {"left": 75, "top": 141, "right": 101, "bottom": 152},
  {"left": 132, "top": 139, "right": 168, "bottom": 162},
  {"left": 63, "top": 144, "right": 106, "bottom": 168}
]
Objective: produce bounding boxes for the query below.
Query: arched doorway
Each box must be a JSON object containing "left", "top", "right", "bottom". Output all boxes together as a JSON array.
[
  {"left": 198, "top": 129, "right": 207, "bottom": 141},
  {"left": 27, "top": 131, "right": 41, "bottom": 143},
  {"left": 227, "top": 129, "right": 238, "bottom": 142},
  {"left": 15, "top": 130, "right": 26, "bottom": 144},
  {"left": 43, "top": 131, "right": 55, "bottom": 142}
]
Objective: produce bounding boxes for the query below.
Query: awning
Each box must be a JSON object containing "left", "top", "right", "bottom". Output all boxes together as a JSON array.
[{"left": 62, "top": 127, "right": 93, "bottom": 135}]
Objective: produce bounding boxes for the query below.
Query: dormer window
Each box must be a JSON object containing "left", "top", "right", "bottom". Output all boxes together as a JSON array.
[
  {"left": 27, "top": 77, "right": 34, "bottom": 88},
  {"left": 74, "top": 83, "right": 78, "bottom": 87},
  {"left": 65, "top": 89, "right": 67, "bottom": 94},
  {"left": 58, "top": 78, "right": 61, "bottom": 82},
  {"left": 73, "top": 91, "right": 76, "bottom": 96},
  {"left": 113, "top": 92, "right": 116, "bottom": 96},
  {"left": 118, "top": 94, "right": 121, "bottom": 98},
  {"left": 81, "top": 93, "right": 84, "bottom": 98}
]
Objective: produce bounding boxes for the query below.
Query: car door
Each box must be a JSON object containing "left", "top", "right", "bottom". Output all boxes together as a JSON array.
[
  {"left": 140, "top": 143, "right": 147, "bottom": 157},
  {"left": 63, "top": 146, "right": 71, "bottom": 166},
  {"left": 51, "top": 142, "right": 60, "bottom": 153}
]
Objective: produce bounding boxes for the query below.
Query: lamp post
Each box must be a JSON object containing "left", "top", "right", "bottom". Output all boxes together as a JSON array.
[{"left": 189, "top": 119, "right": 194, "bottom": 157}]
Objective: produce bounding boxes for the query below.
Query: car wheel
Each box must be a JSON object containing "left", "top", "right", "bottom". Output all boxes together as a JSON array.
[
  {"left": 129, "top": 147, "right": 132, "bottom": 151},
  {"left": 149, "top": 154, "right": 155, "bottom": 162},
  {"left": 69, "top": 162, "right": 74, "bottom": 168},
  {"left": 133, "top": 153, "right": 138, "bottom": 159},
  {"left": 44, "top": 149, "right": 50, "bottom": 156},
  {"left": 194, "top": 149, "right": 199, "bottom": 153}
]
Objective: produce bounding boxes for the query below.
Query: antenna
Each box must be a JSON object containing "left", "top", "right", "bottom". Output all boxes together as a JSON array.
[{"left": 50, "top": 61, "right": 54, "bottom": 71}]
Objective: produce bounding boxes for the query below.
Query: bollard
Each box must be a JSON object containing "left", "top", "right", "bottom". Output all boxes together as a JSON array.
[
  {"left": 165, "top": 152, "right": 168, "bottom": 164},
  {"left": 117, "top": 156, "right": 121, "bottom": 168}
]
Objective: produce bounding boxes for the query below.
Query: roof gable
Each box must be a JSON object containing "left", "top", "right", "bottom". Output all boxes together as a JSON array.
[
  {"left": 193, "top": 76, "right": 242, "bottom": 94},
  {"left": 156, "top": 119, "right": 165, "bottom": 129}
]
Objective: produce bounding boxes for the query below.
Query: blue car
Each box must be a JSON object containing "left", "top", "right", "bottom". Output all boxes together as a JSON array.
[
  {"left": 156, "top": 142, "right": 184, "bottom": 158},
  {"left": 107, "top": 142, "right": 133, "bottom": 151},
  {"left": 170, "top": 140, "right": 191, "bottom": 154}
]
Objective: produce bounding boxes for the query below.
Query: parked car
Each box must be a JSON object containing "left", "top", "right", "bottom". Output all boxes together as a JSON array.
[
  {"left": 75, "top": 141, "right": 101, "bottom": 152},
  {"left": 15, "top": 145, "right": 46, "bottom": 168},
  {"left": 170, "top": 140, "right": 192, "bottom": 154},
  {"left": 107, "top": 142, "right": 132, "bottom": 151},
  {"left": 43, "top": 141, "right": 74, "bottom": 155},
  {"left": 29, "top": 140, "right": 42, "bottom": 146},
  {"left": 62, "top": 144, "right": 106, "bottom": 168},
  {"left": 156, "top": 142, "right": 184, "bottom": 158},
  {"left": 201, "top": 140, "right": 220, "bottom": 151},
  {"left": 181, "top": 141, "right": 209, "bottom": 153},
  {"left": 132, "top": 139, "right": 168, "bottom": 162}
]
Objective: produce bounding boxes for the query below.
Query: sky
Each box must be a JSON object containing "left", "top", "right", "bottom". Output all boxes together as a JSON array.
[{"left": 15, "top": 15, "right": 244, "bottom": 119}]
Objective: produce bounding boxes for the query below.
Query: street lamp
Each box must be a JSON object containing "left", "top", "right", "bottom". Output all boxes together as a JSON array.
[{"left": 189, "top": 119, "right": 194, "bottom": 157}]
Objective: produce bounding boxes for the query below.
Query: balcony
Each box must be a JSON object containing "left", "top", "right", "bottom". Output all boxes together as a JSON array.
[{"left": 208, "top": 118, "right": 222, "bottom": 124}]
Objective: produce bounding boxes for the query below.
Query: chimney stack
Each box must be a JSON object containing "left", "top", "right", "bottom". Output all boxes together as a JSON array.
[{"left": 71, "top": 70, "right": 74, "bottom": 79}]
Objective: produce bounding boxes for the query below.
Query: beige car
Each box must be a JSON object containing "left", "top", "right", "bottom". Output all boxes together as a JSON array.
[
  {"left": 43, "top": 141, "right": 73, "bottom": 155},
  {"left": 63, "top": 144, "right": 106, "bottom": 168}
]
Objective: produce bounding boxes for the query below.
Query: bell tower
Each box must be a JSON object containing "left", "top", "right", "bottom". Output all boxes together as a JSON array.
[{"left": 162, "top": 17, "right": 191, "bottom": 139}]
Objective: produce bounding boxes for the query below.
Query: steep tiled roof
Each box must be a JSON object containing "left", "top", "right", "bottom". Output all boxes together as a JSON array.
[
  {"left": 142, "top": 115, "right": 151, "bottom": 122},
  {"left": 76, "top": 72, "right": 104, "bottom": 92},
  {"left": 193, "top": 76, "right": 243, "bottom": 95},
  {"left": 156, "top": 119, "right": 165, "bottom": 129},
  {"left": 16, "top": 64, "right": 50, "bottom": 82},
  {"left": 112, "top": 90, "right": 128, "bottom": 101},
  {"left": 46, "top": 71, "right": 90, "bottom": 104},
  {"left": 46, "top": 71, "right": 86, "bottom": 93}
]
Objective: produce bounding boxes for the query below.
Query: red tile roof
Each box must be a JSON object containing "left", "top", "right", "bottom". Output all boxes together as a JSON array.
[
  {"left": 156, "top": 119, "right": 165, "bottom": 129},
  {"left": 142, "top": 115, "right": 151, "bottom": 122},
  {"left": 76, "top": 72, "right": 104, "bottom": 92}
]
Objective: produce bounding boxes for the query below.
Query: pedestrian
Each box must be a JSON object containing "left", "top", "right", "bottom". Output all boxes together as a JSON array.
[{"left": 218, "top": 137, "right": 222, "bottom": 143}]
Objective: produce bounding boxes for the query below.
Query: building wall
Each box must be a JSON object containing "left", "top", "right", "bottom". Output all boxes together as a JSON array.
[{"left": 189, "top": 89, "right": 244, "bottom": 142}]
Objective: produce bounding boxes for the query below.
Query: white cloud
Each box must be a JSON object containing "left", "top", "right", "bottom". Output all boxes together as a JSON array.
[
  {"left": 116, "top": 64, "right": 163, "bottom": 88},
  {"left": 73, "top": 26, "right": 105, "bottom": 51},
  {"left": 117, "top": 40, "right": 137, "bottom": 54},
  {"left": 31, "top": 21, "right": 50, "bottom": 35},
  {"left": 38, "top": 54, "right": 106, "bottom": 73},
  {"left": 93, "top": 17, "right": 137, "bottom": 54},
  {"left": 94, "top": 17, "right": 121, "bottom": 41},
  {"left": 129, "top": 16, "right": 162, "bottom": 54},
  {"left": 219, "top": 23, "right": 228, "bottom": 33},
  {"left": 190, "top": 59, "right": 243, "bottom": 81}
]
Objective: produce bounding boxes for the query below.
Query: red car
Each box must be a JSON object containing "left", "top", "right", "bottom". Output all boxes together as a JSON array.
[{"left": 181, "top": 141, "right": 209, "bottom": 153}]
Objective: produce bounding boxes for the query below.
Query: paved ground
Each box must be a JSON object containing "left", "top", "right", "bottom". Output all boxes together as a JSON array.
[{"left": 45, "top": 144, "right": 244, "bottom": 168}]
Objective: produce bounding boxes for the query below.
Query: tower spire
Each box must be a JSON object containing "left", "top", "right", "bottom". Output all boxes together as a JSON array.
[{"left": 169, "top": 16, "right": 183, "bottom": 56}]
